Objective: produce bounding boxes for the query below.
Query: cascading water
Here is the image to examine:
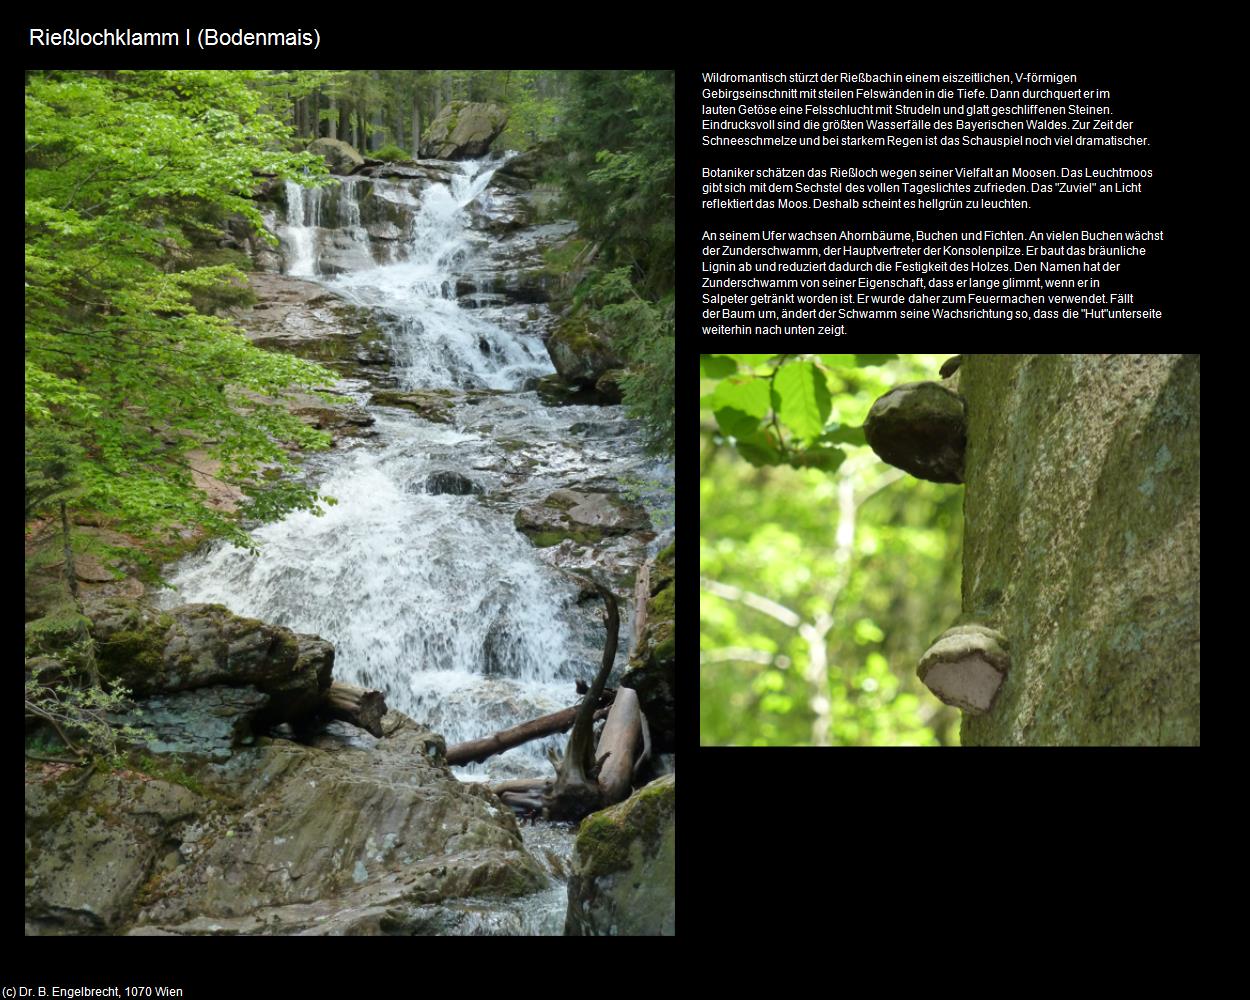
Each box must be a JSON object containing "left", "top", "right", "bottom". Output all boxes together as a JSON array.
[{"left": 160, "top": 157, "right": 669, "bottom": 933}]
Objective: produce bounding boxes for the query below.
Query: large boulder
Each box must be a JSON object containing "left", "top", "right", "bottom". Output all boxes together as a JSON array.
[
  {"left": 25, "top": 713, "right": 550, "bottom": 935},
  {"left": 564, "top": 774, "right": 675, "bottom": 936},
  {"left": 545, "top": 313, "right": 625, "bottom": 389},
  {"left": 307, "top": 138, "right": 365, "bottom": 175},
  {"left": 621, "top": 543, "right": 675, "bottom": 752},
  {"left": 420, "top": 102, "right": 509, "bottom": 160},
  {"left": 515, "top": 489, "right": 651, "bottom": 548},
  {"left": 87, "top": 598, "right": 333, "bottom": 723}
]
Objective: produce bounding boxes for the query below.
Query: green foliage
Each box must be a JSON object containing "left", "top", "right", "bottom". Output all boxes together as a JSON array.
[
  {"left": 25, "top": 638, "right": 145, "bottom": 763},
  {"left": 556, "top": 72, "right": 674, "bottom": 454},
  {"left": 701, "top": 355, "right": 964, "bottom": 747},
  {"left": 26, "top": 70, "right": 339, "bottom": 556},
  {"left": 371, "top": 143, "right": 412, "bottom": 162},
  {"left": 700, "top": 355, "right": 897, "bottom": 471}
]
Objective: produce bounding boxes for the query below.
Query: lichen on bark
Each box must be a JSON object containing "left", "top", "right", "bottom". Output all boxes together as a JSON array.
[{"left": 958, "top": 354, "right": 1200, "bottom": 746}]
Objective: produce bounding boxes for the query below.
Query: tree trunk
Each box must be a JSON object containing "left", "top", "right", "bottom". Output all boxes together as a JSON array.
[
  {"left": 59, "top": 499, "right": 78, "bottom": 601},
  {"left": 545, "top": 579, "right": 620, "bottom": 821},
  {"left": 957, "top": 354, "right": 1200, "bottom": 746},
  {"left": 327, "top": 95, "right": 337, "bottom": 140},
  {"left": 445, "top": 701, "right": 611, "bottom": 766},
  {"left": 411, "top": 88, "right": 421, "bottom": 158},
  {"left": 323, "top": 681, "right": 387, "bottom": 737},
  {"left": 593, "top": 687, "right": 642, "bottom": 804}
]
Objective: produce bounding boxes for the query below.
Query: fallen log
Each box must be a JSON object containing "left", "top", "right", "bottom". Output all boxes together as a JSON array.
[
  {"left": 323, "top": 681, "right": 387, "bottom": 737},
  {"left": 594, "top": 686, "right": 642, "bottom": 805},
  {"left": 545, "top": 577, "right": 619, "bottom": 822},
  {"left": 446, "top": 702, "right": 612, "bottom": 766}
]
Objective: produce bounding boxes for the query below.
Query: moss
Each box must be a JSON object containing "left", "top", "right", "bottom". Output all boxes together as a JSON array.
[
  {"left": 648, "top": 583, "right": 674, "bottom": 622},
  {"left": 656, "top": 541, "right": 675, "bottom": 565}
]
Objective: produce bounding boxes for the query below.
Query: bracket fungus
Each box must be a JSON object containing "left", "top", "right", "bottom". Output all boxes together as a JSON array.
[
  {"left": 917, "top": 624, "right": 1011, "bottom": 716},
  {"left": 863, "top": 380, "right": 967, "bottom": 484}
]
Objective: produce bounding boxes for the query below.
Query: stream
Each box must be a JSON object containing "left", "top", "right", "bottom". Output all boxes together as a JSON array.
[{"left": 156, "top": 155, "right": 671, "bottom": 934}]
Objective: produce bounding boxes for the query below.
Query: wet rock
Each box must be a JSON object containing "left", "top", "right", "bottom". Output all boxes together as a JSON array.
[
  {"left": 420, "top": 102, "right": 509, "bottom": 160},
  {"left": 355, "top": 160, "right": 456, "bottom": 184},
  {"left": 565, "top": 774, "right": 675, "bottom": 936},
  {"left": 534, "top": 374, "right": 616, "bottom": 408},
  {"left": 307, "top": 138, "right": 365, "bottom": 175},
  {"left": 422, "top": 471, "right": 483, "bottom": 496},
  {"left": 369, "top": 389, "right": 456, "bottom": 424},
  {"left": 230, "top": 274, "right": 393, "bottom": 379},
  {"left": 515, "top": 490, "right": 651, "bottom": 548}
]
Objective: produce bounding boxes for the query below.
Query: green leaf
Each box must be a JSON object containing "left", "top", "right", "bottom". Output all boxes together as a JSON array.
[
  {"left": 772, "top": 362, "right": 831, "bottom": 441},
  {"left": 714, "top": 407, "right": 762, "bottom": 440},
  {"left": 735, "top": 431, "right": 784, "bottom": 467},
  {"left": 818, "top": 354, "right": 856, "bottom": 368},
  {"left": 818, "top": 426, "right": 867, "bottom": 446},
  {"left": 703, "top": 376, "right": 771, "bottom": 419},
  {"left": 700, "top": 354, "right": 738, "bottom": 378},
  {"left": 788, "top": 446, "right": 847, "bottom": 472},
  {"left": 854, "top": 354, "right": 899, "bottom": 367}
]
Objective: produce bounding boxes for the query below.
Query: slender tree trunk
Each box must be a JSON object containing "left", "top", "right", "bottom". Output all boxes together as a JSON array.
[
  {"left": 327, "top": 94, "right": 337, "bottom": 140},
  {"left": 957, "top": 354, "right": 1200, "bottom": 746},
  {"left": 59, "top": 499, "right": 77, "bottom": 602},
  {"left": 411, "top": 85, "right": 421, "bottom": 157}
]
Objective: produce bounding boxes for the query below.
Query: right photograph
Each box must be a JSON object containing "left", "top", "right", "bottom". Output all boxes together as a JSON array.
[{"left": 699, "top": 353, "right": 1199, "bottom": 747}]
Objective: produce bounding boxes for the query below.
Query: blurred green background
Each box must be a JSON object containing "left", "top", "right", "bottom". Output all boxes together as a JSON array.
[{"left": 700, "top": 353, "right": 964, "bottom": 746}]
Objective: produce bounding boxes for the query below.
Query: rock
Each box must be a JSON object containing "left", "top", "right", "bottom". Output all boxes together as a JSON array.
[
  {"left": 307, "top": 138, "right": 365, "bottom": 175},
  {"left": 420, "top": 102, "right": 509, "bottom": 160},
  {"left": 87, "top": 599, "right": 332, "bottom": 723},
  {"left": 546, "top": 313, "right": 625, "bottom": 388},
  {"left": 515, "top": 489, "right": 651, "bottom": 548},
  {"left": 621, "top": 543, "right": 675, "bottom": 752},
  {"left": 565, "top": 774, "right": 675, "bottom": 936},
  {"left": 533, "top": 374, "right": 615, "bottom": 408},
  {"left": 422, "top": 471, "right": 482, "bottom": 496},
  {"left": 594, "top": 369, "right": 626, "bottom": 405},
  {"left": 286, "top": 393, "right": 376, "bottom": 439},
  {"left": 26, "top": 770, "right": 203, "bottom": 934},
  {"left": 111, "top": 686, "right": 272, "bottom": 761},
  {"left": 229, "top": 273, "right": 393, "bottom": 382},
  {"left": 490, "top": 141, "right": 562, "bottom": 190},
  {"left": 356, "top": 160, "right": 456, "bottom": 184},
  {"left": 369, "top": 389, "right": 456, "bottom": 424},
  {"left": 25, "top": 713, "right": 549, "bottom": 936}
]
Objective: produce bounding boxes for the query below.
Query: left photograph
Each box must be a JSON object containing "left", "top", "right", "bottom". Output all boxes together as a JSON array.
[{"left": 25, "top": 69, "right": 674, "bottom": 936}]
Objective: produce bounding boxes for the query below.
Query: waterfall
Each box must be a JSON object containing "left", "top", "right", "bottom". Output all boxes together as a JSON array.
[
  {"left": 281, "top": 180, "right": 320, "bottom": 277},
  {"left": 163, "top": 156, "right": 654, "bottom": 782}
]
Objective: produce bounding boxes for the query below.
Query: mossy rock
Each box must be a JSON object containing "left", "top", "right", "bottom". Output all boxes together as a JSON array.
[{"left": 565, "top": 775, "right": 675, "bottom": 936}]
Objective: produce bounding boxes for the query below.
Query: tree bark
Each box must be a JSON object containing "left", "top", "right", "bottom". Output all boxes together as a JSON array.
[
  {"left": 958, "top": 354, "right": 1200, "bottom": 746},
  {"left": 323, "top": 681, "right": 387, "bottom": 737},
  {"left": 544, "top": 578, "right": 620, "bottom": 821},
  {"left": 593, "top": 687, "right": 641, "bottom": 804},
  {"left": 445, "top": 702, "right": 611, "bottom": 766},
  {"left": 632, "top": 560, "right": 651, "bottom": 651}
]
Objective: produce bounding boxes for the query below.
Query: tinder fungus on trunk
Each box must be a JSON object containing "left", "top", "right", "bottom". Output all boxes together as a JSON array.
[{"left": 864, "top": 381, "right": 967, "bottom": 484}]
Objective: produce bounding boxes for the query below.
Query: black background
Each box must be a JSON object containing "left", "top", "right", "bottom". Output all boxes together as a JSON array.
[{"left": 23, "top": 23, "right": 1199, "bottom": 968}]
